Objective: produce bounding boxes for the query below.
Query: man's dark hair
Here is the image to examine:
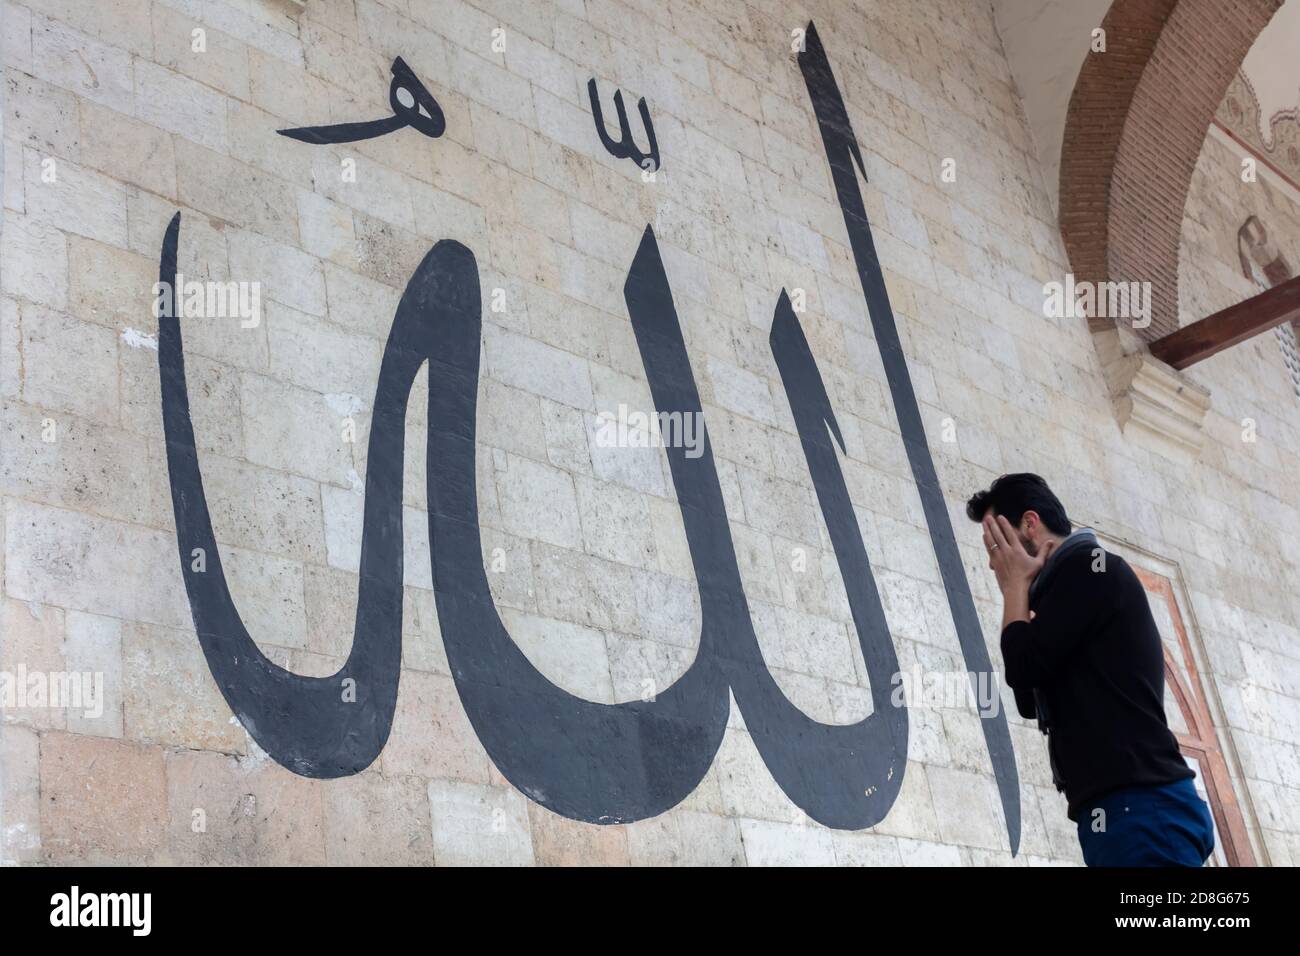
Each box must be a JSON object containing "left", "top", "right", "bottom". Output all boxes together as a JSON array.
[{"left": 966, "top": 473, "right": 1071, "bottom": 536}]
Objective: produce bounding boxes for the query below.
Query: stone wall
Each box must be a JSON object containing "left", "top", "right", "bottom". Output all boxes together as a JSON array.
[
  {"left": 1168, "top": 126, "right": 1300, "bottom": 863},
  {"left": 1, "top": 0, "right": 1296, "bottom": 865}
]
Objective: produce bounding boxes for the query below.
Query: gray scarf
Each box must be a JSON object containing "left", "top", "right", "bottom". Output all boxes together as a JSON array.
[{"left": 1027, "top": 527, "right": 1099, "bottom": 792}]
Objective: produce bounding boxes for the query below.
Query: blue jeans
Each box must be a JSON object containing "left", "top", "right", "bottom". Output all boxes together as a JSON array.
[{"left": 1075, "top": 777, "right": 1215, "bottom": 867}]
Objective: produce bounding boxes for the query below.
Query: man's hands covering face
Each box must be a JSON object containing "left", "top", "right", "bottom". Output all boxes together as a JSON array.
[{"left": 982, "top": 514, "right": 1054, "bottom": 594}]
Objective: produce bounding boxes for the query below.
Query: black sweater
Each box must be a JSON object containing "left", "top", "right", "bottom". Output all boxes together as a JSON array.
[{"left": 1000, "top": 546, "right": 1192, "bottom": 821}]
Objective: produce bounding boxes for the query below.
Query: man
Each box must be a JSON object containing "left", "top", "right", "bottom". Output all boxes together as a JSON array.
[{"left": 966, "top": 473, "right": 1214, "bottom": 867}]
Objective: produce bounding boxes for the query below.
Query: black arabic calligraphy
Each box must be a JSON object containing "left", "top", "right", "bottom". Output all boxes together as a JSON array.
[
  {"left": 157, "top": 21, "right": 1020, "bottom": 851},
  {"left": 588, "top": 78, "right": 660, "bottom": 173},
  {"left": 278, "top": 56, "right": 446, "bottom": 144}
]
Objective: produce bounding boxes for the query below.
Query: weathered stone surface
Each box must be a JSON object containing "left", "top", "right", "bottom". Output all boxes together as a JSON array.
[
  {"left": 161, "top": 748, "right": 325, "bottom": 866},
  {"left": 0, "top": 723, "right": 42, "bottom": 863},
  {"left": 39, "top": 733, "right": 166, "bottom": 864},
  {"left": 427, "top": 779, "right": 534, "bottom": 866},
  {"left": 323, "top": 770, "right": 436, "bottom": 866},
  {"left": 0, "top": 0, "right": 1294, "bottom": 869},
  {"left": 121, "top": 622, "right": 246, "bottom": 754}
]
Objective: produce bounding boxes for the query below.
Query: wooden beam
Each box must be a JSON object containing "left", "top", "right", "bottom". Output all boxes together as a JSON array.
[{"left": 1149, "top": 275, "right": 1300, "bottom": 370}]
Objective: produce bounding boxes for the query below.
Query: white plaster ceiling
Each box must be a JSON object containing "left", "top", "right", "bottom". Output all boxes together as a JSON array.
[
  {"left": 1240, "top": 0, "right": 1300, "bottom": 146},
  {"left": 991, "top": 0, "right": 1113, "bottom": 217}
]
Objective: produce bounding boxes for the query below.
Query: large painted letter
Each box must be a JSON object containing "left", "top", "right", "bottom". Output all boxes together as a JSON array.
[
  {"left": 158, "top": 213, "right": 402, "bottom": 777},
  {"left": 798, "top": 22, "right": 1021, "bottom": 852},
  {"left": 763, "top": 291, "right": 908, "bottom": 821},
  {"left": 625, "top": 230, "right": 906, "bottom": 829},
  {"left": 426, "top": 227, "right": 730, "bottom": 824}
]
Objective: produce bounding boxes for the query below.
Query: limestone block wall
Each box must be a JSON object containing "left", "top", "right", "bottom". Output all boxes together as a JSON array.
[
  {"left": 1170, "top": 127, "right": 1300, "bottom": 863},
  {"left": 0, "top": 0, "right": 1296, "bottom": 865}
]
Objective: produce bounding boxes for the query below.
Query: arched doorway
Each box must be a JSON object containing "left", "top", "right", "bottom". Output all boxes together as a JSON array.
[
  {"left": 1059, "top": 0, "right": 1285, "bottom": 340},
  {"left": 1133, "top": 566, "right": 1258, "bottom": 866}
]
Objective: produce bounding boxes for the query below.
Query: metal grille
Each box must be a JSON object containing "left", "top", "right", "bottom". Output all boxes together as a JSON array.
[{"left": 1275, "top": 321, "right": 1300, "bottom": 399}]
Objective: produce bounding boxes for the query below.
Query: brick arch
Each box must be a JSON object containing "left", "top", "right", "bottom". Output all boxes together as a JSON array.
[{"left": 1058, "top": 0, "right": 1284, "bottom": 340}]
